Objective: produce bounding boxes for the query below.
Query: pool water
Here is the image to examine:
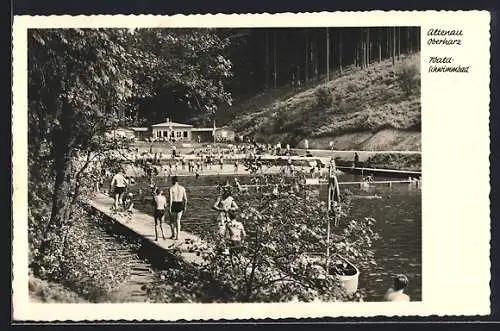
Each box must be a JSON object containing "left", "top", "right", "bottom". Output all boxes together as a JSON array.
[{"left": 112, "top": 173, "right": 421, "bottom": 302}]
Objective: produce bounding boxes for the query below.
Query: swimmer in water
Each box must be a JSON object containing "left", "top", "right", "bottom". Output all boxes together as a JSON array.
[
  {"left": 360, "top": 181, "right": 370, "bottom": 190},
  {"left": 352, "top": 194, "right": 382, "bottom": 200},
  {"left": 384, "top": 274, "right": 410, "bottom": 302},
  {"left": 234, "top": 178, "right": 248, "bottom": 194},
  {"left": 272, "top": 184, "right": 279, "bottom": 197}
]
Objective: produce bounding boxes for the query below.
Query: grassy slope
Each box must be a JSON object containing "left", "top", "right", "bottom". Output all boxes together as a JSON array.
[{"left": 222, "top": 54, "right": 421, "bottom": 150}]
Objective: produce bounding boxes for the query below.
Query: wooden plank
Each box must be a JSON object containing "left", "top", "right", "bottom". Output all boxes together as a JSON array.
[
  {"left": 339, "top": 180, "right": 416, "bottom": 185},
  {"left": 336, "top": 166, "right": 421, "bottom": 176},
  {"left": 313, "top": 179, "right": 418, "bottom": 185},
  {"left": 87, "top": 194, "right": 207, "bottom": 266}
]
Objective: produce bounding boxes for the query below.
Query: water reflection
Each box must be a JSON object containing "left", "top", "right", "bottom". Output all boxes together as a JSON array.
[
  {"left": 336, "top": 174, "right": 421, "bottom": 301},
  {"left": 124, "top": 173, "right": 421, "bottom": 302}
]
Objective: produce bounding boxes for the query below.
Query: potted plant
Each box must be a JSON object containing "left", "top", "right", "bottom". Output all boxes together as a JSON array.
[{"left": 298, "top": 252, "right": 360, "bottom": 295}]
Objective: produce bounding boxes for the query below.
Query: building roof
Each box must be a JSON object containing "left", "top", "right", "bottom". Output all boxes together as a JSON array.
[
  {"left": 215, "top": 127, "right": 235, "bottom": 132},
  {"left": 152, "top": 121, "right": 193, "bottom": 128},
  {"left": 191, "top": 127, "right": 215, "bottom": 132},
  {"left": 115, "top": 127, "right": 134, "bottom": 132},
  {"left": 130, "top": 127, "right": 149, "bottom": 132}
]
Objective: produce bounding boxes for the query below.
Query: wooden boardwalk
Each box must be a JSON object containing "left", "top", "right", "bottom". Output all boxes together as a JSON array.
[
  {"left": 87, "top": 193, "right": 207, "bottom": 265},
  {"left": 336, "top": 166, "right": 421, "bottom": 176},
  {"left": 311, "top": 179, "right": 418, "bottom": 185}
]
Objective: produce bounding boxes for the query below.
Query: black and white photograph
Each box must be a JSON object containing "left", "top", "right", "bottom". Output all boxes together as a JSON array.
[
  {"left": 12, "top": 12, "right": 490, "bottom": 320},
  {"left": 26, "top": 25, "right": 422, "bottom": 304}
]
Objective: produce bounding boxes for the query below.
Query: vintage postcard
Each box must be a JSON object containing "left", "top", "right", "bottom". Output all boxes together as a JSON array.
[{"left": 12, "top": 11, "right": 490, "bottom": 320}]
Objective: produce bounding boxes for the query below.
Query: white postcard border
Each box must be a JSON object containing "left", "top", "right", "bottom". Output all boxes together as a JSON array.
[{"left": 12, "top": 11, "right": 491, "bottom": 320}]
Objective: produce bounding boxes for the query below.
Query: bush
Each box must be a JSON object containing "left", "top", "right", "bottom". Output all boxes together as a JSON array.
[
  {"left": 29, "top": 275, "right": 87, "bottom": 303},
  {"left": 29, "top": 196, "right": 138, "bottom": 302},
  {"left": 56, "top": 211, "right": 135, "bottom": 302},
  {"left": 396, "top": 59, "right": 420, "bottom": 95},
  {"left": 366, "top": 153, "right": 421, "bottom": 171},
  {"left": 314, "top": 86, "right": 334, "bottom": 110}
]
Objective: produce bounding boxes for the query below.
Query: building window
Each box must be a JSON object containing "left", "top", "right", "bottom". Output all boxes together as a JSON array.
[
  {"left": 171, "top": 131, "right": 175, "bottom": 138},
  {"left": 157, "top": 131, "right": 161, "bottom": 138},
  {"left": 163, "top": 130, "right": 168, "bottom": 137},
  {"left": 176, "top": 131, "right": 182, "bottom": 138},
  {"left": 183, "top": 131, "right": 188, "bottom": 138}
]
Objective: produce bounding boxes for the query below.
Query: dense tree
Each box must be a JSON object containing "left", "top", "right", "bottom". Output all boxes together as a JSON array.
[
  {"left": 224, "top": 27, "right": 419, "bottom": 97},
  {"left": 28, "top": 28, "right": 233, "bottom": 274}
]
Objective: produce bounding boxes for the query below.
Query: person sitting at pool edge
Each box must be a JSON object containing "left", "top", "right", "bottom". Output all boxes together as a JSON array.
[{"left": 384, "top": 274, "right": 410, "bottom": 302}]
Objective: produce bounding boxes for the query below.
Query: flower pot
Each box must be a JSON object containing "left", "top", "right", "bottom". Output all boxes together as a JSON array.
[
  {"left": 335, "top": 255, "right": 359, "bottom": 295},
  {"left": 302, "top": 253, "right": 360, "bottom": 295}
]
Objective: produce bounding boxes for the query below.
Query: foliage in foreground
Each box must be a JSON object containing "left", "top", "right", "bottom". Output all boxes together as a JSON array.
[
  {"left": 145, "top": 187, "right": 379, "bottom": 302},
  {"left": 28, "top": 28, "right": 233, "bottom": 285},
  {"left": 28, "top": 274, "right": 87, "bottom": 303},
  {"left": 29, "top": 195, "right": 140, "bottom": 302}
]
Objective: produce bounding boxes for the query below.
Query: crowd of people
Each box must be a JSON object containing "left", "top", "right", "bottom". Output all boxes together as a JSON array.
[
  {"left": 90, "top": 144, "right": 415, "bottom": 301},
  {"left": 106, "top": 166, "right": 248, "bottom": 251},
  {"left": 94, "top": 142, "right": 335, "bottom": 185}
]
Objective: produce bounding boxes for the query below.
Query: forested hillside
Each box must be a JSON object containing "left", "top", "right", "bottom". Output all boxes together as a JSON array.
[{"left": 222, "top": 53, "right": 421, "bottom": 150}]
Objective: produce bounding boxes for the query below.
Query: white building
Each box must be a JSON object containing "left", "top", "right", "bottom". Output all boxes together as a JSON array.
[{"left": 151, "top": 118, "right": 193, "bottom": 141}]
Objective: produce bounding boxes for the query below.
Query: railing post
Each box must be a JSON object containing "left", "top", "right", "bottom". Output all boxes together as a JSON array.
[{"left": 326, "top": 158, "right": 340, "bottom": 274}]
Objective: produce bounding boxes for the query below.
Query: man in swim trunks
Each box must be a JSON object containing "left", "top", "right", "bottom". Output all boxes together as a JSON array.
[
  {"left": 110, "top": 169, "right": 128, "bottom": 210},
  {"left": 153, "top": 188, "right": 167, "bottom": 241},
  {"left": 169, "top": 176, "right": 187, "bottom": 240},
  {"left": 224, "top": 210, "right": 246, "bottom": 255},
  {"left": 384, "top": 274, "right": 410, "bottom": 302}
]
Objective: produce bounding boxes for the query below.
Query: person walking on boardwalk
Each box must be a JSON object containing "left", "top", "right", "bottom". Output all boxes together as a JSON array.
[
  {"left": 213, "top": 187, "right": 239, "bottom": 236},
  {"left": 169, "top": 176, "right": 187, "bottom": 240},
  {"left": 110, "top": 168, "right": 128, "bottom": 211},
  {"left": 384, "top": 274, "right": 410, "bottom": 302},
  {"left": 153, "top": 188, "right": 167, "bottom": 241}
]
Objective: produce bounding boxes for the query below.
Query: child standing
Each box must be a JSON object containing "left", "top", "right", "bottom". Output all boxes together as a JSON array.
[{"left": 123, "top": 192, "right": 134, "bottom": 220}]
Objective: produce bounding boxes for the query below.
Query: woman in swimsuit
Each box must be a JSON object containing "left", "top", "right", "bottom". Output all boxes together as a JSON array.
[{"left": 212, "top": 187, "right": 239, "bottom": 237}]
